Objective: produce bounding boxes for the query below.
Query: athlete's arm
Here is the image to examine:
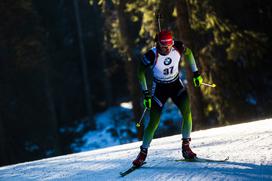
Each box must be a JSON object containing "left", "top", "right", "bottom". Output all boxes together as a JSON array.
[
  {"left": 174, "top": 41, "right": 199, "bottom": 73},
  {"left": 137, "top": 62, "right": 148, "bottom": 91},
  {"left": 137, "top": 49, "right": 155, "bottom": 91},
  {"left": 184, "top": 48, "right": 198, "bottom": 73},
  {"left": 184, "top": 48, "right": 203, "bottom": 87}
]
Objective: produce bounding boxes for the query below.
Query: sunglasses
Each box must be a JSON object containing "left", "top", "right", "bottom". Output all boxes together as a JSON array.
[
  {"left": 159, "top": 44, "right": 173, "bottom": 49},
  {"left": 158, "top": 41, "right": 173, "bottom": 48}
]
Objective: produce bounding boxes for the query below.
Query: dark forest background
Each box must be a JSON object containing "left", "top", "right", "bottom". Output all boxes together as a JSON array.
[{"left": 1, "top": 0, "right": 272, "bottom": 166}]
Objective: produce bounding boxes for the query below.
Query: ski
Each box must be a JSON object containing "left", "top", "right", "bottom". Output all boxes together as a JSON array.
[
  {"left": 175, "top": 156, "right": 229, "bottom": 163},
  {"left": 120, "top": 162, "right": 146, "bottom": 177}
]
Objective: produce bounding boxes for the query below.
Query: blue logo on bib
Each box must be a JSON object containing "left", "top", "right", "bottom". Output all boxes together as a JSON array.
[{"left": 164, "top": 57, "right": 172, "bottom": 65}]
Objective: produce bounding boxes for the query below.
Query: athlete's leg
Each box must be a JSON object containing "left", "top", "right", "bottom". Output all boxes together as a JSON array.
[
  {"left": 173, "top": 90, "right": 196, "bottom": 159},
  {"left": 142, "top": 101, "right": 163, "bottom": 148},
  {"left": 133, "top": 100, "right": 163, "bottom": 166},
  {"left": 173, "top": 90, "right": 192, "bottom": 139}
]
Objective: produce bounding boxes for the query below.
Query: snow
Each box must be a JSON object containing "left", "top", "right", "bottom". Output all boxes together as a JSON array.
[
  {"left": 1, "top": 118, "right": 272, "bottom": 181},
  {"left": 71, "top": 104, "right": 137, "bottom": 152},
  {"left": 72, "top": 101, "right": 182, "bottom": 152}
]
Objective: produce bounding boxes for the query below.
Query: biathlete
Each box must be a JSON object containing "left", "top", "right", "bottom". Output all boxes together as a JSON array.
[{"left": 133, "top": 30, "right": 203, "bottom": 167}]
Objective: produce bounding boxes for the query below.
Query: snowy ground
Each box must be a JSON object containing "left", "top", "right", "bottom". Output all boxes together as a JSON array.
[
  {"left": 72, "top": 101, "right": 182, "bottom": 152},
  {"left": 0, "top": 118, "right": 272, "bottom": 181}
]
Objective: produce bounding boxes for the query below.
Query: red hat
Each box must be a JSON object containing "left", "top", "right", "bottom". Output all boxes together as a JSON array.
[{"left": 158, "top": 30, "right": 173, "bottom": 46}]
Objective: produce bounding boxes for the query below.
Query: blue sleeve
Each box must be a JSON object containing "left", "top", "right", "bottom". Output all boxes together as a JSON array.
[{"left": 142, "top": 49, "right": 155, "bottom": 67}]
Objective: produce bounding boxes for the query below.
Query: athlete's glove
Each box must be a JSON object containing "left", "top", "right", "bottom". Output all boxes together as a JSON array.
[
  {"left": 142, "top": 90, "right": 151, "bottom": 110},
  {"left": 193, "top": 71, "right": 203, "bottom": 87}
]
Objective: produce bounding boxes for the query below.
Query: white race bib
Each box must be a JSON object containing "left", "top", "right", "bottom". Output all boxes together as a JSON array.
[{"left": 151, "top": 47, "right": 181, "bottom": 82}]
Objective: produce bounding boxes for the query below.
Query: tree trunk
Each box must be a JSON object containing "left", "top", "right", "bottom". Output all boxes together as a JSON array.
[
  {"left": 0, "top": 120, "right": 8, "bottom": 166},
  {"left": 43, "top": 64, "right": 62, "bottom": 155},
  {"left": 175, "top": 0, "right": 206, "bottom": 130},
  {"left": 99, "top": 1, "right": 113, "bottom": 107},
  {"left": 101, "top": 35, "right": 113, "bottom": 106},
  {"left": 117, "top": 0, "right": 143, "bottom": 139},
  {"left": 73, "top": 0, "right": 95, "bottom": 129}
]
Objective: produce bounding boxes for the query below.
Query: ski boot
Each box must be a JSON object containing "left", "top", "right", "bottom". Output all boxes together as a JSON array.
[
  {"left": 182, "top": 138, "right": 197, "bottom": 159},
  {"left": 133, "top": 146, "right": 148, "bottom": 167}
]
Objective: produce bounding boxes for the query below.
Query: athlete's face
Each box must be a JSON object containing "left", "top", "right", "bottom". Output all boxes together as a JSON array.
[{"left": 158, "top": 43, "right": 172, "bottom": 55}]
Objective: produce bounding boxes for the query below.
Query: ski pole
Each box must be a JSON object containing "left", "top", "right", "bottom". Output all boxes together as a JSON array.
[
  {"left": 136, "top": 107, "right": 148, "bottom": 127},
  {"left": 201, "top": 82, "right": 216, "bottom": 88}
]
